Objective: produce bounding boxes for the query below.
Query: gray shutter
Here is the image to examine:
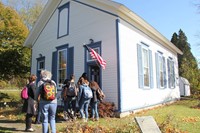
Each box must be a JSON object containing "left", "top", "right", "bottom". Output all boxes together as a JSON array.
[
  {"left": 163, "top": 57, "right": 167, "bottom": 88},
  {"left": 137, "top": 44, "right": 143, "bottom": 88},
  {"left": 67, "top": 47, "right": 74, "bottom": 79},
  {"left": 155, "top": 53, "right": 160, "bottom": 88},
  {"left": 172, "top": 61, "right": 175, "bottom": 88},
  {"left": 52, "top": 51, "right": 57, "bottom": 82},
  {"left": 167, "top": 58, "right": 170, "bottom": 88},
  {"left": 149, "top": 50, "right": 153, "bottom": 88}
]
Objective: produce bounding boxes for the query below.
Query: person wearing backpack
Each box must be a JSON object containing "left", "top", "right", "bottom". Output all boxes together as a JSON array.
[
  {"left": 89, "top": 81, "right": 105, "bottom": 121},
  {"left": 63, "top": 74, "right": 78, "bottom": 121},
  {"left": 36, "top": 70, "right": 57, "bottom": 133},
  {"left": 61, "top": 78, "right": 70, "bottom": 120},
  {"left": 22, "top": 74, "right": 37, "bottom": 132},
  {"left": 78, "top": 75, "right": 93, "bottom": 122}
]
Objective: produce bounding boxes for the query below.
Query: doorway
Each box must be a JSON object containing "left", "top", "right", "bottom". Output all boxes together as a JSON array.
[{"left": 88, "top": 65, "right": 101, "bottom": 86}]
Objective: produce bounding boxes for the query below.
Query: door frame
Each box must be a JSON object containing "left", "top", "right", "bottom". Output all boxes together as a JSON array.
[
  {"left": 84, "top": 41, "right": 102, "bottom": 88},
  {"left": 36, "top": 56, "right": 45, "bottom": 83}
]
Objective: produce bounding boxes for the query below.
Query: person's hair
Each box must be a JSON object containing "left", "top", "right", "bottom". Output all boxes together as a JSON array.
[
  {"left": 63, "top": 79, "right": 69, "bottom": 84},
  {"left": 81, "top": 72, "right": 87, "bottom": 79},
  {"left": 78, "top": 77, "right": 84, "bottom": 85},
  {"left": 40, "top": 70, "right": 52, "bottom": 79},
  {"left": 29, "top": 74, "right": 37, "bottom": 83},
  {"left": 70, "top": 74, "right": 75, "bottom": 80},
  {"left": 89, "top": 81, "right": 100, "bottom": 90}
]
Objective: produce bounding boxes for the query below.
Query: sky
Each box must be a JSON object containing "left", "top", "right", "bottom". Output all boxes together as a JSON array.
[
  {"left": 1, "top": 0, "right": 199, "bottom": 60},
  {"left": 113, "top": 0, "right": 200, "bottom": 61}
]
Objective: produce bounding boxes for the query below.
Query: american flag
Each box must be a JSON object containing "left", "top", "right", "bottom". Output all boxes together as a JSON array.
[{"left": 84, "top": 45, "right": 106, "bottom": 69}]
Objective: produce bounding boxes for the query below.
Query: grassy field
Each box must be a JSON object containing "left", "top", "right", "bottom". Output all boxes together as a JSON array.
[{"left": 1, "top": 90, "right": 200, "bottom": 132}]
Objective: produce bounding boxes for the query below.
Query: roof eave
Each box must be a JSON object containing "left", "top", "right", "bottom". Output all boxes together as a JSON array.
[{"left": 116, "top": 5, "right": 183, "bottom": 55}]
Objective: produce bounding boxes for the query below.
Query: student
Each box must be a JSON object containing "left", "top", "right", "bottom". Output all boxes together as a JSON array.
[
  {"left": 22, "top": 74, "right": 37, "bottom": 132},
  {"left": 89, "top": 81, "right": 104, "bottom": 121},
  {"left": 34, "top": 95, "right": 41, "bottom": 124},
  {"left": 36, "top": 70, "right": 57, "bottom": 133},
  {"left": 78, "top": 75, "right": 93, "bottom": 122},
  {"left": 64, "top": 74, "right": 78, "bottom": 120},
  {"left": 62, "top": 78, "right": 70, "bottom": 121}
]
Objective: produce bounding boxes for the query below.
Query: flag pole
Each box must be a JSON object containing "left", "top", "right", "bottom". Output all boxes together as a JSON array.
[{"left": 83, "top": 43, "right": 90, "bottom": 51}]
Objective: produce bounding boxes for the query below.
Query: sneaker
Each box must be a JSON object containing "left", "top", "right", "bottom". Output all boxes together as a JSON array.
[
  {"left": 63, "top": 111, "right": 68, "bottom": 121},
  {"left": 91, "top": 117, "right": 95, "bottom": 121},
  {"left": 82, "top": 118, "right": 87, "bottom": 122},
  {"left": 26, "top": 128, "right": 34, "bottom": 132}
]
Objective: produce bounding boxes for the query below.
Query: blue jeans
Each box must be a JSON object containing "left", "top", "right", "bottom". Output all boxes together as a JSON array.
[
  {"left": 79, "top": 99, "right": 91, "bottom": 120},
  {"left": 40, "top": 102, "right": 57, "bottom": 133},
  {"left": 91, "top": 101, "right": 99, "bottom": 119},
  {"left": 35, "top": 104, "right": 41, "bottom": 123}
]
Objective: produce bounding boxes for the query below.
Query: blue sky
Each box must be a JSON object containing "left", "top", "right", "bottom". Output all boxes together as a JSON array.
[{"left": 113, "top": 0, "right": 200, "bottom": 60}]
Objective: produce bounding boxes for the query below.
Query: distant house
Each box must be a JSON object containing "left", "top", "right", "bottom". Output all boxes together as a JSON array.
[{"left": 24, "top": 0, "right": 182, "bottom": 117}]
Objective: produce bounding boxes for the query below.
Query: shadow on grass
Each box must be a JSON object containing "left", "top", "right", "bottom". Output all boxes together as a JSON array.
[
  {"left": 0, "top": 119, "right": 24, "bottom": 123},
  {"left": 0, "top": 120, "right": 25, "bottom": 133}
]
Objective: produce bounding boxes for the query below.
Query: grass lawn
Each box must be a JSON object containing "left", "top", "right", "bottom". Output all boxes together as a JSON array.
[{"left": 1, "top": 90, "right": 200, "bottom": 132}]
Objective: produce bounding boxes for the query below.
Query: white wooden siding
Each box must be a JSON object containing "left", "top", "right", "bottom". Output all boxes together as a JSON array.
[
  {"left": 31, "top": 0, "right": 180, "bottom": 112},
  {"left": 118, "top": 20, "right": 180, "bottom": 112},
  {"left": 31, "top": 0, "right": 119, "bottom": 109}
]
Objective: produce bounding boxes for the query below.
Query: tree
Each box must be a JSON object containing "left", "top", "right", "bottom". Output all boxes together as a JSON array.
[
  {"left": 171, "top": 29, "right": 200, "bottom": 92},
  {"left": 0, "top": 2, "right": 30, "bottom": 81},
  {"left": 0, "top": 0, "right": 47, "bottom": 30}
]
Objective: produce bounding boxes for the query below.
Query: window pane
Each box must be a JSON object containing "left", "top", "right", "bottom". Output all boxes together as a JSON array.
[
  {"left": 168, "top": 60, "right": 175, "bottom": 88},
  {"left": 142, "top": 49, "right": 148, "bottom": 67},
  {"left": 144, "top": 68, "right": 149, "bottom": 86},
  {"left": 159, "top": 56, "right": 164, "bottom": 87},
  {"left": 142, "top": 48, "right": 149, "bottom": 87},
  {"left": 38, "top": 61, "right": 44, "bottom": 70},
  {"left": 59, "top": 50, "right": 67, "bottom": 69},
  {"left": 87, "top": 48, "right": 99, "bottom": 61},
  {"left": 58, "top": 69, "right": 66, "bottom": 85},
  {"left": 160, "top": 72, "right": 164, "bottom": 87},
  {"left": 58, "top": 50, "right": 67, "bottom": 87}
]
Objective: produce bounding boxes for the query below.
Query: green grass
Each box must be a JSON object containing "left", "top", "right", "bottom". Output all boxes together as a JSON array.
[
  {"left": 134, "top": 99, "right": 200, "bottom": 133},
  {"left": 1, "top": 90, "right": 200, "bottom": 132},
  {"left": 0, "top": 90, "right": 21, "bottom": 102}
]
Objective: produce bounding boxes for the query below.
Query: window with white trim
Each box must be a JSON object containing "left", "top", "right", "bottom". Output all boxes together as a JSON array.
[
  {"left": 137, "top": 43, "right": 153, "bottom": 89},
  {"left": 57, "top": 49, "right": 67, "bottom": 87},
  {"left": 38, "top": 60, "right": 45, "bottom": 71},
  {"left": 87, "top": 47, "right": 100, "bottom": 62},
  {"left": 156, "top": 52, "right": 166, "bottom": 88},
  {"left": 142, "top": 48, "right": 150, "bottom": 87},
  {"left": 168, "top": 58, "right": 175, "bottom": 88}
]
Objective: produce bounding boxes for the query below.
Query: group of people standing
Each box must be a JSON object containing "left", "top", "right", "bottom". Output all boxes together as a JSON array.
[
  {"left": 22, "top": 70, "right": 104, "bottom": 133},
  {"left": 62, "top": 72, "right": 104, "bottom": 122}
]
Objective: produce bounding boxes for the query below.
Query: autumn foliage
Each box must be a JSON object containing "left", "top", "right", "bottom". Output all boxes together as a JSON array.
[{"left": 98, "top": 101, "right": 116, "bottom": 118}]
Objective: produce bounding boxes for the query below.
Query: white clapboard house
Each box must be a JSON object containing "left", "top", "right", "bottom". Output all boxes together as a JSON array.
[{"left": 24, "top": 0, "right": 183, "bottom": 117}]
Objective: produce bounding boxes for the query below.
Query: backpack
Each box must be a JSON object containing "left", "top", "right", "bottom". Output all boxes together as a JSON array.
[
  {"left": 41, "top": 80, "right": 56, "bottom": 101},
  {"left": 66, "top": 82, "right": 77, "bottom": 96},
  {"left": 61, "top": 87, "right": 66, "bottom": 99},
  {"left": 21, "top": 85, "right": 28, "bottom": 100},
  {"left": 97, "top": 89, "right": 105, "bottom": 102},
  {"left": 82, "top": 85, "right": 93, "bottom": 99}
]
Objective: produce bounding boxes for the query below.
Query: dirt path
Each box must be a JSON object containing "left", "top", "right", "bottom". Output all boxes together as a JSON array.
[{"left": 0, "top": 119, "right": 42, "bottom": 133}]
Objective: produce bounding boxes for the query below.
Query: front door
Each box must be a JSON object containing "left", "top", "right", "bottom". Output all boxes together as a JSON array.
[{"left": 88, "top": 65, "right": 100, "bottom": 85}]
